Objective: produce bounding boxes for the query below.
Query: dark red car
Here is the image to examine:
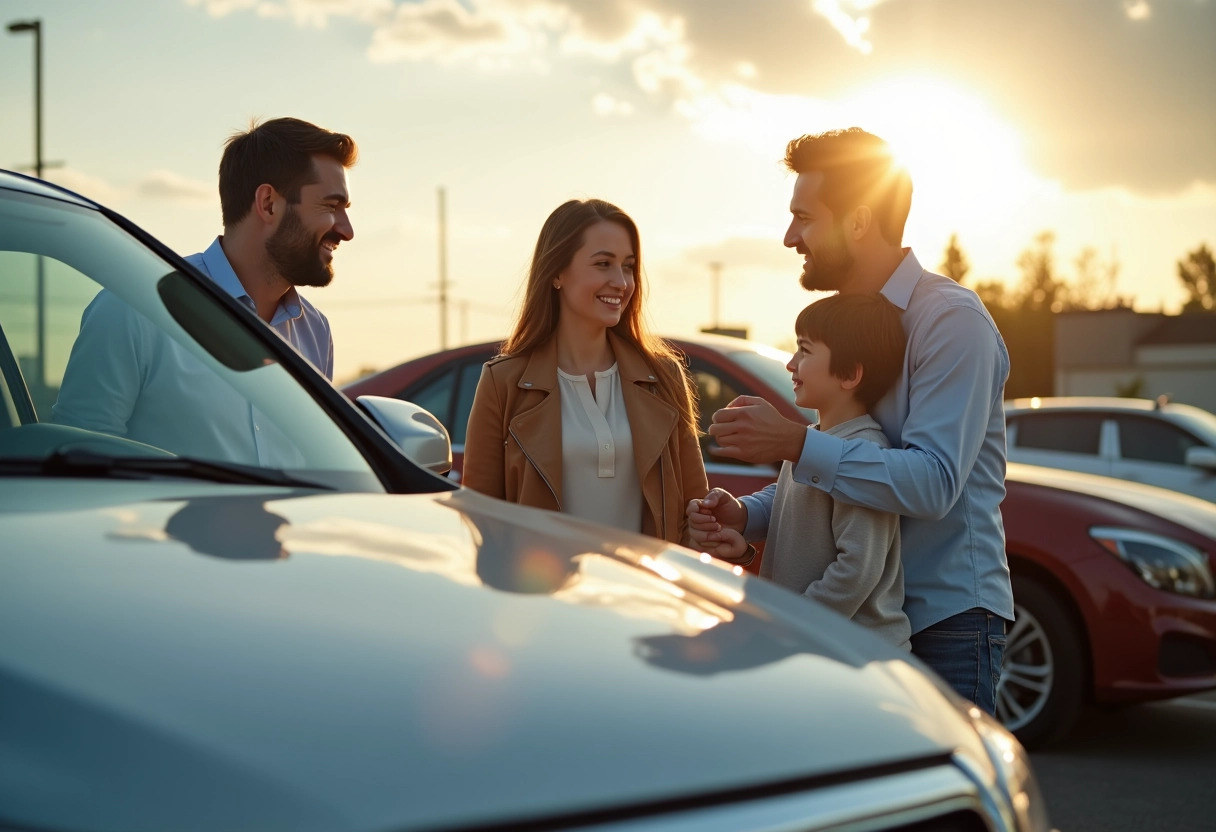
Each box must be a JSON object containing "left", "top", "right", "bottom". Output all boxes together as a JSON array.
[{"left": 345, "top": 334, "right": 1216, "bottom": 748}]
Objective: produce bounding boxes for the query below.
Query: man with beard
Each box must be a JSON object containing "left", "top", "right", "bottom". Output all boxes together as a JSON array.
[
  {"left": 691, "top": 128, "right": 1013, "bottom": 714},
  {"left": 186, "top": 117, "right": 357, "bottom": 379},
  {"left": 52, "top": 118, "right": 357, "bottom": 465}
]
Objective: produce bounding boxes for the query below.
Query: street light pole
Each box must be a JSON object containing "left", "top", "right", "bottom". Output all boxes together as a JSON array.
[
  {"left": 8, "top": 19, "right": 47, "bottom": 392},
  {"left": 7, "top": 19, "right": 42, "bottom": 178}
]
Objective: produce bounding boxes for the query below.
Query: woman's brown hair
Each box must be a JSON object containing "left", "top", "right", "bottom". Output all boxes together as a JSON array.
[{"left": 502, "top": 199, "right": 698, "bottom": 436}]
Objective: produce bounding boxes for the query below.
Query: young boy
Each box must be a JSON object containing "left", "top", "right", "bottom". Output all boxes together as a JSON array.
[{"left": 688, "top": 293, "right": 911, "bottom": 649}]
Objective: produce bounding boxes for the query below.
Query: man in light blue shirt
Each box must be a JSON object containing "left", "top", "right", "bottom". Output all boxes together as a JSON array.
[
  {"left": 53, "top": 118, "right": 357, "bottom": 464},
  {"left": 698, "top": 128, "right": 1014, "bottom": 714}
]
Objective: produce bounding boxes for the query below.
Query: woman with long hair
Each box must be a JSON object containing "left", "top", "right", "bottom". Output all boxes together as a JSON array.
[{"left": 463, "top": 198, "right": 708, "bottom": 545}]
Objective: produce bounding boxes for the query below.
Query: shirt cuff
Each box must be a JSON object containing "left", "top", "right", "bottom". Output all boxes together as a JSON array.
[
  {"left": 792, "top": 426, "right": 841, "bottom": 492},
  {"left": 739, "top": 494, "right": 768, "bottom": 541}
]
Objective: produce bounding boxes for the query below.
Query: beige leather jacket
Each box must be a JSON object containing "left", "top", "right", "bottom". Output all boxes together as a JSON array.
[{"left": 462, "top": 332, "right": 708, "bottom": 546}]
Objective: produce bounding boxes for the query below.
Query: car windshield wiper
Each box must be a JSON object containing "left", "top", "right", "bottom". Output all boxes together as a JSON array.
[{"left": 0, "top": 448, "right": 335, "bottom": 490}]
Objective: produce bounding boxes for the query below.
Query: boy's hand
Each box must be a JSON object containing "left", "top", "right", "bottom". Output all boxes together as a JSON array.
[
  {"left": 709, "top": 395, "right": 806, "bottom": 464},
  {"left": 687, "top": 487, "right": 747, "bottom": 542},
  {"left": 699, "top": 527, "right": 748, "bottom": 561}
]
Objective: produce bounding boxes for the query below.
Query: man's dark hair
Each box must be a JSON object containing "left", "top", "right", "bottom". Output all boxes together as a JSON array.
[
  {"left": 219, "top": 117, "right": 358, "bottom": 226},
  {"left": 795, "top": 293, "right": 906, "bottom": 408},
  {"left": 784, "top": 128, "right": 912, "bottom": 246}
]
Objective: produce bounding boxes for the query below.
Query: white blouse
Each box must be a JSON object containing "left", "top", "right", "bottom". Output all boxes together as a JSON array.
[{"left": 556, "top": 364, "right": 643, "bottom": 533}]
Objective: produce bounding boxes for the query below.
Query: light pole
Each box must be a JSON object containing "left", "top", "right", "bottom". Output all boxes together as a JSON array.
[
  {"left": 7, "top": 18, "right": 46, "bottom": 391},
  {"left": 7, "top": 19, "right": 42, "bottom": 178}
]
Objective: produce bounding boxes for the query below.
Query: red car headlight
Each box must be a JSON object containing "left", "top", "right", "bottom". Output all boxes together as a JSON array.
[{"left": 1090, "top": 526, "right": 1215, "bottom": 599}]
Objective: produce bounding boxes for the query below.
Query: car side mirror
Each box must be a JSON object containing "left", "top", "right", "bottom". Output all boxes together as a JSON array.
[
  {"left": 1184, "top": 446, "right": 1216, "bottom": 473},
  {"left": 355, "top": 395, "right": 452, "bottom": 475}
]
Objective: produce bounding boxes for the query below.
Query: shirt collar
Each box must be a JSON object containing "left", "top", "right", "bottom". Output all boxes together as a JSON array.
[
  {"left": 198, "top": 236, "right": 305, "bottom": 325},
  {"left": 879, "top": 248, "right": 922, "bottom": 311}
]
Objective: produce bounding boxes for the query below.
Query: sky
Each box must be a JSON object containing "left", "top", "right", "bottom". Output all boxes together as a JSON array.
[{"left": 2, "top": 0, "right": 1213, "bottom": 383}]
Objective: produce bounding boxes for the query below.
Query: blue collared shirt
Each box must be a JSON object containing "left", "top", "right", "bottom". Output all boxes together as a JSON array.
[
  {"left": 51, "top": 239, "right": 325, "bottom": 467},
  {"left": 741, "top": 249, "right": 1015, "bottom": 633},
  {"left": 185, "top": 237, "right": 333, "bottom": 379}
]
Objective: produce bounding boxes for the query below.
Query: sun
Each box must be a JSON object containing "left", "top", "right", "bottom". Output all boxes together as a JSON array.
[{"left": 841, "top": 76, "right": 1038, "bottom": 226}]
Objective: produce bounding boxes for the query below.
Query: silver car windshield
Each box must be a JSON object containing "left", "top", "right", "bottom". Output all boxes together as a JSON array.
[{"left": 0, "top": 186, "right": 383, "bottom": 492}]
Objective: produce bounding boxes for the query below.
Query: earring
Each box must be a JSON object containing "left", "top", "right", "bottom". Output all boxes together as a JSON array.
[{"left": 553, "top": 282, "right": 561, "bottom": 289}]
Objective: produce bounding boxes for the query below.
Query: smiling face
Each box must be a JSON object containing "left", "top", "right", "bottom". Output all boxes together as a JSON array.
[
  {"left": 786, "top": 336, "right": 850, "bottom": 412},
  {"left": 266, "top": 155, "right": 353, "bottom": 288},
  {"left": 783, "top": 171, "right": 856, "bottom": 292},
  {"left": 555, "top": 220, "right": 636, "bottom": 333}
]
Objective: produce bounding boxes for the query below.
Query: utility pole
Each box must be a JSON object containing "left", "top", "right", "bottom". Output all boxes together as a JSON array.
[
  {"left": 437, "top": 187, "right": 449, "bottom": 349},
  {"left": 708, "top": 261, "right": 722, "bottom": 329}
]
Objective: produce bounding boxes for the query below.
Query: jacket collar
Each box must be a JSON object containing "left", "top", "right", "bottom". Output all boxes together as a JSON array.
[{"left": 515, "top": 330, "right": 659, "bottom": 391}]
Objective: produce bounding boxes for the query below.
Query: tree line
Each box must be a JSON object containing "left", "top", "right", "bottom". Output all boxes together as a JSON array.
[
  {"left": 937, "top": 234, "right": 1214, "bottom": 398},
  {"left": 939, "top": 234, "right": 1215, "bottom": 314}
]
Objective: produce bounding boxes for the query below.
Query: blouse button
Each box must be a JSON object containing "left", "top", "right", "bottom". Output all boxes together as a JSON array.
[{"left": 811, "top": 475, "right": 820, "bottom": 483}]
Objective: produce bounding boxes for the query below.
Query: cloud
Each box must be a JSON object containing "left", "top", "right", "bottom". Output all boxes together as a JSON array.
[
  {"left": 1124, "top": 0, "right": 1152, "bottom": 20},
  {"left": 810, "top": 0, "right": 876, "bottom": 55},
  {"left": 592, "top": 92, "right": 635, "bottom": 116},
  {"left": 44, "top": 168, "right": 122, "bottom": 204},
  {"left": 189, "top": 0, "right": 1215, "bottom": 193},
  {"left": 682, "top": 236, "right": 798, "bottom": 273},
  {"left": 368, "top": 0, "right": 534, "bottom": 63},
  {"left": 187, "top": 0, "right": 391, "bottom": 27},
  {"left": 134, "top": 170, "right": 214, "bottom": 202}
]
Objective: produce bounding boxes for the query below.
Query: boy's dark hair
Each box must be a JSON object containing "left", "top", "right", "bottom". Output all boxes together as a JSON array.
[
  {"left": 795, "top": 294, "right": 906, "bottom": 408},
  {"left": 783, "top": 128, "right": 912, "bottom": 246},
  {"left": 218, "top": 117, "right": 358, "bottom": 227}
]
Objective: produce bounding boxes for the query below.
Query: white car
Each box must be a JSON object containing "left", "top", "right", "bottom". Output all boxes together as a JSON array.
[{"left": 1005, "top": 397, "right": 1216, "bottom": 502}]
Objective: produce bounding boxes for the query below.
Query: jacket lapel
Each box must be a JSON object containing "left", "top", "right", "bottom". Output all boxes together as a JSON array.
[
  {"left": 509, "top": 337, "right": 563, "bottom": 505},
  {"left": 611, "top": 333, "right": 678, "bottom": 478}
]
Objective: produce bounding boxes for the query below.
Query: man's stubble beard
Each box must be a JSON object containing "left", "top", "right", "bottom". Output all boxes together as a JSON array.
[
  {"left": 266, "top": 205, "right": 335, "bottom": 288},
  {"left": 797, "top": 223, "right": 854, "bottom": 293}
]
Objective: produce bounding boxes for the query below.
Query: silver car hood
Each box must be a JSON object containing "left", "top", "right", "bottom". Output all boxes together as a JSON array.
[{"left": 1, "top": 481, "right": 973, "bottom": 832}]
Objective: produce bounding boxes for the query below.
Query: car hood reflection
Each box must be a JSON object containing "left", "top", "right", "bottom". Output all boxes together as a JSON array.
[{"left": 1, "top": 481, "right": 972, "bottom": 832}]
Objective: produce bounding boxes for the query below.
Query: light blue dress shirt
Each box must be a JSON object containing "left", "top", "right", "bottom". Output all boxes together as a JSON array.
[
  {"left": 741, "top": 249, "right": 1015, "bottom": 633},
  {"left": 185, "top": 237, "right": 333, "bottom": 379},
  {"left": 51, "top": 238, "right": 329, "bottom": 466}
]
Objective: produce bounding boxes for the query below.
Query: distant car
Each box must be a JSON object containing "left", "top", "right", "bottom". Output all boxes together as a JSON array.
[
  {"left": 1, "top": 170, "right": 1052, "bottom": 831},
  {"left": 1005, "top": 396, "right": 1216, "bottom": 502},
  {"left": 347, "top": 340, "right": 1216, "bottom": 748}
]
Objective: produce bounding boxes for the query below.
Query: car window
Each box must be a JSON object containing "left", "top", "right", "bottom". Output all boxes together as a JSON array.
[
  {"left": 1114, "top": 415, "right": 1201, "bottom": 466},
  {"left": 0, "top": 186, "right": 384, "bottom": 492},
  {"left": 1009, "top": 413, "right": 1104, "bottom": 455},
  {"left": 451, "top": 361, "right": 482, "bottom": 446},
  {"left": 400, "top": 357, "right": 487, "bottom": 447},
  {"left": 689, "top": 360, "right": 754, "bottom": 467},
  {"left": 723, "top": 346, "right": 818, "bottom": 423},
  {"left": 400, "top": 367, "right": 456, "bottom": 432}
]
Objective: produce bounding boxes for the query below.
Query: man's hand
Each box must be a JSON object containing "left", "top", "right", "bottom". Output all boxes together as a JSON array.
[{"left": 708, "top": 395, "right": 807, "bottom": 465}]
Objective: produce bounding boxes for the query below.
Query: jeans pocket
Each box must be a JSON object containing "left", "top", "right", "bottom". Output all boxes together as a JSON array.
[
  {"left": 911, "top": 630, "right": 983, "bottom": 705},
  {"left": 988, "top": 632, "right": 1008, "bottom": 691}
]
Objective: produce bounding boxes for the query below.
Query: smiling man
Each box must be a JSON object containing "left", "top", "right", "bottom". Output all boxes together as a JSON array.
[
  {"left": 186, "top": 117, "right": 358, "bottom": 379},
  {"left": 52, "top": 118, "right": 357, "bottom": 466},
  {"left": 701, "top": 128, "right": 1014, "bottom": 715}
]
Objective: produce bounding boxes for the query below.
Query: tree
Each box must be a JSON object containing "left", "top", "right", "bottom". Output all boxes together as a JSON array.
[
  {"left": 1178, "top": 243, "right": 1215, "bottom": 312},
  {"left": 973, "top": 279, "right": 1011, "bottom": 310},
  {"left": 939, "top": 233, "right": 971, "bottom": 283},
  {"left": 1015, "top": 231, "right": 1065, "bottom": 312},
  {"left": 1066, "top": 246, "right": 1125, "bottom": 310}
]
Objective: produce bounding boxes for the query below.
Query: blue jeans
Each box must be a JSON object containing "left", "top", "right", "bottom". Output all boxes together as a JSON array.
[{"left": 910, "top": 609, "right": 1007, "bottom": 715}]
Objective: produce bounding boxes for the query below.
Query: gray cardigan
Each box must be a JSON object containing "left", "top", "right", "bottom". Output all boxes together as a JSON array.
[{"left": 761, "top": 415, "right": 911, "bottom": 650}]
